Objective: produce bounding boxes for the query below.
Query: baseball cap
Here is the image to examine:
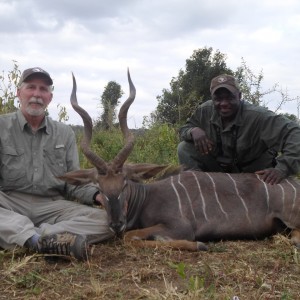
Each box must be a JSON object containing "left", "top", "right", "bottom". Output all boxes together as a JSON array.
[
  {"left": 210, "top": 74, "right": 240, "bottom": 95},
  {"left": 18, "top": 67, "right": 53, "bottom": 86}
]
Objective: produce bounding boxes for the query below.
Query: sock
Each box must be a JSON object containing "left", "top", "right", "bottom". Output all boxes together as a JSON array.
[{"left": 25, "top": 233, "right": 41, "bottom": 249}]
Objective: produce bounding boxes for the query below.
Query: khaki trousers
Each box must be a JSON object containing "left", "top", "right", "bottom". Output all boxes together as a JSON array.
[{"left": 0, "top": 191, "right": 114, "bottom": 249}]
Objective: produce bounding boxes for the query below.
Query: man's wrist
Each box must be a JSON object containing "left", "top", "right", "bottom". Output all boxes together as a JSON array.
[{"left": 93, "top": 191, "right": 100, "bottom": 205}]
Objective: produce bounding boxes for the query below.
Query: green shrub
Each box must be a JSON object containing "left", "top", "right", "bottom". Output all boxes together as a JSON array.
[
  {"left": 77, "top": 123, "right": 180, "bottom": 168},
  {"left": 130, "top": 124, "right": 180, "bottom": 165}
]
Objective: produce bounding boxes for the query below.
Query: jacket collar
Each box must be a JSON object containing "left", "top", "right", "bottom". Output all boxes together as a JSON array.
[{"left": 210, "top": 100, "right": 244, "bottom": 129}]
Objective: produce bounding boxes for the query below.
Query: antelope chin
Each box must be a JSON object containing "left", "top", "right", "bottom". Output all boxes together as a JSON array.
[
  {"left": 109, "top": 227, "right": 116, "bottom": 234},
  {"left": 109, "top": 223, "right": 127, "bottom": 235},
  {"left": 120, "top": 223, "right": 127, "bottom": 233}
]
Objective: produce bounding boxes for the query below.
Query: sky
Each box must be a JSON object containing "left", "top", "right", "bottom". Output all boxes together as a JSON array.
[{"left": 1, "top": 0, "right": 300, "bottom": 128}]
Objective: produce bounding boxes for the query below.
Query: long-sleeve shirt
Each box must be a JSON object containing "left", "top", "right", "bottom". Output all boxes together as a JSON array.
[
  {"left": 0, "top": 110, "right": 98, "bottom": 205},
  {"left": 179, "top": 100, "right": 300, "bottom": 177}
]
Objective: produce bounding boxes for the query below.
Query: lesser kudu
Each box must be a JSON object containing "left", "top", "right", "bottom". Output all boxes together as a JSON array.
[{"left": 59, "top": 70, "right": 300, "bottom": 251}]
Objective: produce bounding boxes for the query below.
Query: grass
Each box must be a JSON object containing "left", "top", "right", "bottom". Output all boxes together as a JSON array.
[
  {"left": 2, "top": 126, "right": 300, "bottom": 299},
  {"left": 0, "top": 234, "right": 299, "bottom": 299}
]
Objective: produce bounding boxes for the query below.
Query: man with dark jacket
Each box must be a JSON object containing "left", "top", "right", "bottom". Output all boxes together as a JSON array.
[{"left": 178, "top": 74, "right": 300, "bottom": 185}]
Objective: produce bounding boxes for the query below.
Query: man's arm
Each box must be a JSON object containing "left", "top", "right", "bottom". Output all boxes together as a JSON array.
[
  {"left": 178, "top": 103, "right": 214, "bottom": 154},
  {"left": 63, "top": 127, "right": 99, "bottom": 205},
  {"left": 257, "top": 113, "right": 300, "bottom": 182}
]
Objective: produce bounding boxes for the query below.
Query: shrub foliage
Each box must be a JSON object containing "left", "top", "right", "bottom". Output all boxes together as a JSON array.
[{"left": 78, "top": 124, "right": 180, "bottom": 168}]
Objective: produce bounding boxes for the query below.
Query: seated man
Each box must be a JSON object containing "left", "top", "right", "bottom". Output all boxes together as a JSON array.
[
  {"left": 0, "top": 67, "right": 114, "bottom": 261},
  {"left": 178, "top": 74, "right": 300, "bottom": 185}
]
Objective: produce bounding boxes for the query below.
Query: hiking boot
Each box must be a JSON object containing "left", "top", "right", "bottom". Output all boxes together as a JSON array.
[{"left": 36, "top": 232, "right": 89, "bottom": 261}]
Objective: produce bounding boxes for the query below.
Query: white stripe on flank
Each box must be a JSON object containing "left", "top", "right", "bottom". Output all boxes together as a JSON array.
[
  {"left": 255, "top": 174, "right": 270, "bottom": 211},
  {"left": 285, "top": 179, "right": 297, "bottom": 222},
  {"left": 278, "top": 184, "right": 285, "bottom": 210},
  {"left": 171, "top": 175, "right": 183, "bottom": 217},
  {"left": 178, "top": 173, "right": 196, "bottom": 221},
  {"left": 206, "top": 173, "right": 228, "bottom": 219},
  {"left": 191, "top": 172, "right": 208, "bottom": 221},
  {"left": 227, "top": 174, "right": 251, "bottom": 224}
]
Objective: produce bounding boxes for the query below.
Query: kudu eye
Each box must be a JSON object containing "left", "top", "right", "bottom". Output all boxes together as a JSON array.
[{"left": 115, "top": 169, "right": 123, "bottom": 175}]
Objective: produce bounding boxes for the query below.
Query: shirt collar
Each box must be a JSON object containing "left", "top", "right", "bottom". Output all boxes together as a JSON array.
[{"left": 16, "top": 109, "right": 50, "bottom": 134}]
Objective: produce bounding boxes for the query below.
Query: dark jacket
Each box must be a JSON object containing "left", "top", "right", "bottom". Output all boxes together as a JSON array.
[{"left": 179, "top": 100, "right": 300, "bottom": 176}]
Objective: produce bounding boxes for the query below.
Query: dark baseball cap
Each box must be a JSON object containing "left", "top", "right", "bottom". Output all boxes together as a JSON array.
[
  {"left": 18, "top": 67, "right": 53, "bottom": 86},
  {"left": 210, "top": 74, "right": 240, "bottom": 95}
]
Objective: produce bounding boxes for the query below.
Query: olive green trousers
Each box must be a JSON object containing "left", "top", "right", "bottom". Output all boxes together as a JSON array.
[{"left": 177, "top": 141, "right": 276, "bottom": 173}]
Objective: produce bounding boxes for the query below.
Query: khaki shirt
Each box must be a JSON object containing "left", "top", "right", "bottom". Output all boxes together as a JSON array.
[
  {"left": 179, "top": 100, "right": 300, "bottom": 176},
  {"left": 0, "top": 110, "right": 98, "bottom": 205}
]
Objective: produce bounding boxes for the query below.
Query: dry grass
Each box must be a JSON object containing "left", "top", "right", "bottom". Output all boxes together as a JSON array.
[{"left": 0, "top": 234, "right": 299, "bottom": 300}]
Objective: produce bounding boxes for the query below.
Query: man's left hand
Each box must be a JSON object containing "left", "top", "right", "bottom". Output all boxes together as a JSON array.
[
  {"left": 255, "top": 168, "right": 286, "bottom": 185},
  {"left": 94, "top": 192, "right": 105, "bottom": 206}
]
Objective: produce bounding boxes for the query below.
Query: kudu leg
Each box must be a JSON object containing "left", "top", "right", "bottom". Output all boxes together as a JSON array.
[
  {"left": 291, "top": 229, "right": 300, "bottom": 248},
  {"left": 123, "top": 225, "right": 208, "bottom": 251}
]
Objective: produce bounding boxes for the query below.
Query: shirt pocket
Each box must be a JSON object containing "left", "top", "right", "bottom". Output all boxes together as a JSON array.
[
  {"left": 0, "top": 146, "right": 26, "bottom": 181},
  {"left": 43, "top": 145, "right": 67, "bottom": 176}
]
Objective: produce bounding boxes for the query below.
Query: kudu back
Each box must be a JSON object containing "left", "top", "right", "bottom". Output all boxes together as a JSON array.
[{"left": 59, "top": 70, "right": 300, "bottom": 251}]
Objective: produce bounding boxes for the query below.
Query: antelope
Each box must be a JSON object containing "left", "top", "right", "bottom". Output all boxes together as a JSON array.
[{"left": 59, "top": 70, "right": 300, "bottom": 251}]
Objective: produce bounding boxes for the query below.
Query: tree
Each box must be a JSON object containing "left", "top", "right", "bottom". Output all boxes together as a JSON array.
[
  {"left": 95, "top": 81, "right": 124, "bottom": 130},
  {"left": 57, "top": 103, "right": 69, "bottom": 123},
  {"left": 234, "top": 58, "right": 278, "bottom": 107},
  {"left": 154, "top": 47, "right": 233, "bottom": 125},
  {"left": 235, "top": 58, "right": 299, "bottom": 114},
  {"left": 280, "top": 112, "right": 298, "bottom": 122},
  {"left": 0, "top": 60, "right": 21, "bottom": 114},
  {"left": 152, "top": 47, "right": 299, "bottom": 127}
]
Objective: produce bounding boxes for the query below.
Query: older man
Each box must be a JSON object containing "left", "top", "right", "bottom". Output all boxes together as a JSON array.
[
  {"left": 178, "top": 74, "right": 300, "bottom": 184},
  {"left": 0, "top": 67, "right": 114, "bottom": 261}
]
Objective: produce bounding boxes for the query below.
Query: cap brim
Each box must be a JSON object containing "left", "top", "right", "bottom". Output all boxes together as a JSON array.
[
  {"left": 211, "top": 84, "right": 238, "bottom": 95},
  {"left": 25, "top": 73, "right": 53, "bottom": 85}
]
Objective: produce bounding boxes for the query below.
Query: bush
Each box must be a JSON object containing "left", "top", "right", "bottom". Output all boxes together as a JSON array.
[
  {"left": 77, "top": 124, "right": 180, "bottom": 168},
  {"left": 130, "top": 124, "right": 180, "bottom": 165}
]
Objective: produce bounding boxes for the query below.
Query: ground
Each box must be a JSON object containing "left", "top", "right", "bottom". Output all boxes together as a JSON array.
[{"left": 0, "top": 234, "right": 299, "bottom": 299}]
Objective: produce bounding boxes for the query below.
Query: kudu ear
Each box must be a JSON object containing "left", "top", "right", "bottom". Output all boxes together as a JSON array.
[
  {"left": 123, "top": 163, "right": 181, "bottom": 181},
  {"left": 57, "top": 168, "right": 98, "bottom": 185},
  {"left": 154, "top": 164, "right": 183, "bottom": 180}
]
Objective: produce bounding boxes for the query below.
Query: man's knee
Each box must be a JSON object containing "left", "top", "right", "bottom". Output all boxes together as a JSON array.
[
  {"left": 177, "top": 141, "right": 225, "bottom": 172},
  {"left": 177, "top": 141, "right": 204, "bottom": 170},
  {"left": 177, "top": 141, "right": 196, "bottom": 162}
]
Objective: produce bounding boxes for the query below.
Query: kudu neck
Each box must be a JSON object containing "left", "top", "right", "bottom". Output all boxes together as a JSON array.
[{"left": 125, "top": 181, "right": 148, "bottom": 230}]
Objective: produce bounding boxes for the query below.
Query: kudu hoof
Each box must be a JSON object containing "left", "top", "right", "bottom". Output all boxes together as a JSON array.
[{"left": 196, "top": 241, "right": 208, "bottom": 251}]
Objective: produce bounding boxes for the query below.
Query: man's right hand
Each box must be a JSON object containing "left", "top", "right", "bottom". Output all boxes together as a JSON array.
[
  {"left": 255, "top": 168, "right": 286, "bottom": 185},
  {"left": 190, "top": 127, "right": 214, "bottom": 155}
]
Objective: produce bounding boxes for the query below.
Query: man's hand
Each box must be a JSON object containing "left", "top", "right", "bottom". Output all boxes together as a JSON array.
[
  {"left": 94, "top": 192, "right": 105, "bottom": 206},
  {"left": 255, "top": 168, "right": 286, "bottom": 185},
  {"left": 190, "top": 127, "right": 214, "bottom": 155}
]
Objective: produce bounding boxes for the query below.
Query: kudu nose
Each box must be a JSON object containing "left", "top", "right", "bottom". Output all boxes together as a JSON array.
[{"left": 109, "top": 221, "right": 126, "bottom": 235}]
